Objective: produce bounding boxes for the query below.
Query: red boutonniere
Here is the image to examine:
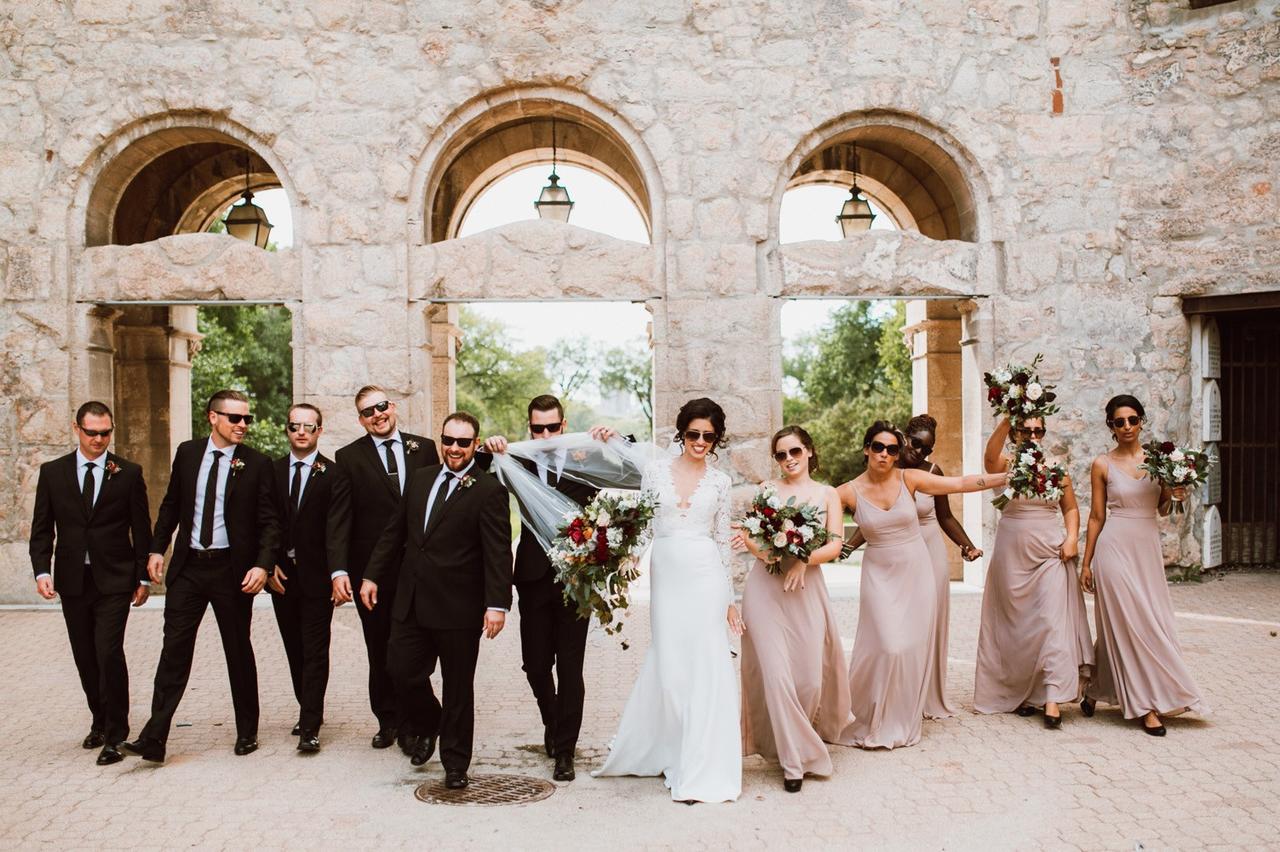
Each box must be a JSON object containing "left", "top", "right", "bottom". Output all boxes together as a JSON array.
[
  {"left": 459, "top": 474, "right": 476, "bottom": 490},
  {"left": 104, "top": 460, "right": 121, "bottom": 480},
  {"left": 405, "top": 439, "right": 421, "bottom": 454},
  {"left": 229, "top": 457, "right": 246, "bottom": 476},
  {"left": 312, "top": 461, "right": 328, "bottom": 475}
]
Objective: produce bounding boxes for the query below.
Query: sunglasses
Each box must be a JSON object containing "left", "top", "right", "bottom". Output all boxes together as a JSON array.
[
  {"left": 359, "top": 400, "right": 391, "bottom": 419},
  {"left": 440, "top": 435, "right": 475, "bottom": 448},
  {"left": 79, "top": 427, "right": 113, "bottom": 438},
  {"left": 287, "top": 422, "right": 319, "bottom": 434},
  {"left": 683, "top": 430, "right": 718, "bottom": 444},
  {"left": 530, "top": 421, "right": 563, "bottom": 435},
  {"left": 866, "top": 441, "right": 901, "bottom": 456},
  {"left": 1108, "top": 416, "right": 1142, "bottom": 428},
  {"left": 1013, "top": 427, "right": 1048, "bottom": 439},
  {"left": 213, "top": 411, "right": 254, "bottom": 425},
  {"left": 909, "top": 437, "right": 933, "bottom": 457},
  {"left": 773, "top": 447, "right": 805, "bottom": 462}
]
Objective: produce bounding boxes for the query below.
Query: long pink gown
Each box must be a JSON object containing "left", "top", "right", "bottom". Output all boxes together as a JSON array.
[
  {"left": 916, "top": 488, "right": 959, "bottom": 718},
  {"left": 1086, "top": 461, "right": 1207, "bottom": 718},
  {"left": 973, "top": 497, "right": 1094, "bottom": 713},
  {"left": 741, "top": 557, "right": 854, "bottom": 780},
  {"left": 839, "top": 473, "right": 935, "bottom": 749}
]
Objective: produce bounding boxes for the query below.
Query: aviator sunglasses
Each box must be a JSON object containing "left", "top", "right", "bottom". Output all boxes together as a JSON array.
[
  {"left": 683, "top": 430, "right": 718, "bottom": 444},
  {"left": 530, "top": 421, "right": 563, "bottom": 435},
  {"left": 866, "top": 440, "right": 901, "bottom": 456},
  {"left": 287, "top": 422, "right": 319, "bottom": 434},
  {"left": 213, "top": 410, "right": 254, "bottom": 425},
  {"left": 773, "top": 446, "right": 806, "bottom": 462},
  {"left": 1108, "top": 416, "right": 1142, "bottom": 429},
  {"left": 359, "top": 400, "right": 391, "bottom": 419},
  {"left": 440, "top": 435, "right": 475, "bottom": 448}
]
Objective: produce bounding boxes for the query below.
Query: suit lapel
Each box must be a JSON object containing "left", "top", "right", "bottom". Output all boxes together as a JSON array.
[
  {"left": 423, "top": 468, "right": 474, "bottom": 541},
  {"left": 225, "top": 444, "right": 243, "bottom": 504},
  {"left": 361, "top": 435, "right": 401, "bottom": 499},
  {"left": 298, "top": 455, "right": 327, "bottom": 514},
  {"left": 65, "top": 453, "right": 89, "bottom": 520},
  {"left": 87, "top": 453, "right": 116, "bottom": 520}
]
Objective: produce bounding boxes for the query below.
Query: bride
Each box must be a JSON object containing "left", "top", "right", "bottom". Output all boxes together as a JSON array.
[{"left": 590, "top": 398, "right": 743, "bottom": 803}]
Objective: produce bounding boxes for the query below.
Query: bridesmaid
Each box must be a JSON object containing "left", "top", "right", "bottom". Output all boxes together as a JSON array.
[
  {"left": 735, "top": 426, "right": 853, "bottom": 793},
  {"left": 836, "top": 422, "right": 1007, "bottom": 749},
  {"left": 1080, "top": 394, "right": 1207, "bottom": 736},
  {"left": 844, "top": 413, "right": 983, "bottom": 719},
  {"left": 973, "top": 416, "right": 1094, "bottom": 728}
]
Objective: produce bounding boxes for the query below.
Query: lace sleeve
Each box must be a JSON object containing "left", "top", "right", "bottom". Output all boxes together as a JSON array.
[{"left": 712, "top": 473, "right": 736, "bottom": 588}]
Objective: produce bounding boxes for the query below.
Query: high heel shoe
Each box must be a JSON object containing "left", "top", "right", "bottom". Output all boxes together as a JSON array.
[
  {"left": 1080, "top": 697, "right": 1096, "bottom": 717},
  {"left": 1043, "top": 711, "right": 1062, "bottom": 729},
  {"left": 783, "top": 778, "right": 803, "bottom": 793}
]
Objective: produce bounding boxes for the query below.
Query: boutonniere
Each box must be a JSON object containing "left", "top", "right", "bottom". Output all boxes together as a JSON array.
[
  {"left": 458, "top": 474, "right": 477, "bottom": 490},
  {"left": 229, "top": 457, "right": 246, "bottom": 476},
  {"left": 104, "top": 460, "right": 121, "bottom": 480},
  {"left": 405, "top": 439, "right": 421, "bottom": 454},
  {"left": 312, "top": 461, "right": 328, "bottom": 475},
  {"left": 571, "top": 450, "right": 588, "bottom": 462}
]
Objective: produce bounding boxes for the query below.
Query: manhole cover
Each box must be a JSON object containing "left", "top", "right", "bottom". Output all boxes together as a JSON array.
[{"left": 414, "top": 773, "right": 555, "bottom": 806}]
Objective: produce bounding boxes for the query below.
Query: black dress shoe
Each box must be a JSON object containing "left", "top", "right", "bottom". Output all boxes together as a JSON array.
[
  {"left": 398, "top": 732, "right": 417, "bottom": 756},
  {"left": 234, "top": 736, "right": 258, "bottom": 756},
  {"left": 1080, "top": 697, "right": 1096, "bottom": 717},
  {"left": 783, "top": 778, "right": 803, "bottom": 793},
  {"left": 371, "top": 727, "right": 397, "bottom": 749},
  {"left": 297, "top": 733, "right": 320, "bottom": 753},
  {"left": 291, "top": 723, "right": 302, "bottom": 736},
  {"left": 96, "top": 744, "right": 124, "bottom": 766},
  {"left": 544, "top": 724, "right": 556, "bottom": 758},
  {"left": 1015, "top": 705, "right": 1038, "bottom": 717},
  {"left": 1044, "top": 712, "right": 1062, "bottom": 729},
  {"left": 553, "top": 753, "right": 575, "bottom": 782},
  {"left": 83, "top": 730, "right": 106, "bottom": 749},
  {"left": 121, "top": 737, "right": 165, "bottom": 763},
  {"left": 444, "top": 770, "right": 469, "bottom": 789},
  {"left": 410, "top": 736, "right": 437, "bottom": 767}
]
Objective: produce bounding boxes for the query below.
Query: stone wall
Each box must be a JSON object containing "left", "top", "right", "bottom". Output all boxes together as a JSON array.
[{"left": 1, "top": 0, "right": 1277, "bottom": 600}]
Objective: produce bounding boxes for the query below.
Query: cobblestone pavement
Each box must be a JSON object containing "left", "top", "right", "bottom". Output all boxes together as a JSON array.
[{"left": 2, "top": 569, "right": 1277, "bottom": 851}]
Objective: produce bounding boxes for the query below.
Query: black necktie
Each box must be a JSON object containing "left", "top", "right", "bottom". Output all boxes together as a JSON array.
[
  {"left": 425, "top": 471, "right": 454, "bottom": 531},
  {"left": 82, "top": 462, "right": 95, "bottom": 515},
  {"left": 200, "top": 450, "right": 223, "bottom": 549},
  {"left": 290, "top": 461, "right": 304, "bottom": 516},
  {"left": 383, "top": 440, "right": 400, "bottom": 491},
  {"left": 546, "top": 466, "right": 559, "bottom": 488}
]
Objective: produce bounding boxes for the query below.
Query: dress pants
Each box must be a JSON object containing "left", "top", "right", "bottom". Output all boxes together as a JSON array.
[
  {"left": 60, "top": 569, "right": 133, "bottom": 744},
  {"left": 353, "top": 574, "right": 399, "bottom": 730},
  {"left": 270, "top": 562, "right": 333, "bottom": 734},
  {"left": 517, "top": 573, "right": 589, "bottom": 757},
  {"left": 387, "top": 615, "right": 481, "bottom": 773},
  {"left": 140, "top": 552, "right": 259, "bottom": 743}
]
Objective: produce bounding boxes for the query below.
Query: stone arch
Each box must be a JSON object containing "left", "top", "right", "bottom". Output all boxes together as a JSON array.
[
  {"left": 412, "top": 86, "right": 664, "bottom": 245},
  {"left": 773, "top": 109, "right": 994, "bottom": 243},
  {"left": 74, "top": 112, "right": 299, "bottom": 249}
]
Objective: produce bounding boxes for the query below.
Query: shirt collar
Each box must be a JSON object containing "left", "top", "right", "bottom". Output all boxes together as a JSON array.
[
  {"left": 290, "top": 449, "right": 320, "bottom": 468},
  {"left": 75, "top": 449, "right": 105, "bottom": 469},
  {"left": 441, "top": 460, "right": 475, "bottom": 480},
  {"left": 371, "top": 430, "right": 402, "bottom": 448},
  {"left": 206, "top": 436, "right": 234, "bottom": 458}
]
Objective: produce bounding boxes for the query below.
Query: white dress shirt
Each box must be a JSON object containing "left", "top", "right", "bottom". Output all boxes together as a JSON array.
[
  {"left": 535, "top": 448, "right": 567, "bottom": 486},
  {"left": 190, "top": 437, "right": 233, "bottom": 550},
  {"left": 372, "top": 430, "right": 408, "bottom": 493},
  {"left": 285, "top": 449, "right": 319, "bottom": 559}
]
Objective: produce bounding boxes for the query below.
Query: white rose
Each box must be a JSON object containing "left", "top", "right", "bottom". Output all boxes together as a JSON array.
[
  {"left": 781, "top": 518, "right": 795, "bottom": 532},
  {"left": 1020, "top": 451, "right": 1037, "bottom": 466},
  {"left": 743, "top": 518, "right": 762, "bottom": 534},
  {"left": 1026, "top": 382, "right": 1043, "bottom": 401},
  {"left": 799, "top": 525, "right": 814, "bottom": 542},
  {"left": 1169, "top": 449, "right": 1185, "bottom": 463},
  {"left": 1008, "top": 385, "right": 1023, "bottom": 399},
  {"left": 1171, "top": 465, "right": 1190, "bottom": 482},
  {"left": 595, "top": 512, "right": 611, "bottom": 528},
  {"left": 772, "top": 532, "right": 788, "bottom": 548},
  {"left": 995, "top": 369, "right": 1012, "bottom": 383}
]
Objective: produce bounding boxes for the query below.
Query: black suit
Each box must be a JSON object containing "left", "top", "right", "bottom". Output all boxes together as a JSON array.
[
  {"left": 29, "top": 451, "right": 150, "bottom": 744},
  {"left": 366, "top": 463, "right": 512, "bottom": 773},
  {"left": 140, "top": 438, "right": 281, "bottom": 745},
  {"left": 333, "top": 432, "right": 438, "bottom": 730},
  {"left": 270, "top": 452, "right": 351, "bottom": 734}
]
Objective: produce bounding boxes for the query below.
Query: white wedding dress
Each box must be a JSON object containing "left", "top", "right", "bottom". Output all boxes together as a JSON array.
[{"left": 594, "top": 455, "right": 742, "bottom": 803}]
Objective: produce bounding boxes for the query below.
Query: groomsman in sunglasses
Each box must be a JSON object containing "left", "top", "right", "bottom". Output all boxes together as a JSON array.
[
  {"left": 123, "top": 389, "right": 281, "bottom": 764},
  {"left": 332, "top": 385, "right": 438, "bottom": 750},
  {"left": 28, "top": 401, "right": 152, "bottom": 766},
  {"left": 266, "top": 404, "right": 351, "bottom": 753},
  {"left": 362, "top": 411, "right": 512, "bottom": 789}
]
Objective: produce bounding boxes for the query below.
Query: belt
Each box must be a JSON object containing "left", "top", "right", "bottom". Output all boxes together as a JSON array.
[{"left": 190, "top": 548, "right": 231, "bottom": 560}]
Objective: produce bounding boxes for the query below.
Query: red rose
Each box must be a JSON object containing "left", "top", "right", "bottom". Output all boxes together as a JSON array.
[
  {"left": 988, "top": 387, "right": 1001, "bottom": 401},
  {"left": 763, "top": 507, "right": 775, "bottom": 518},
  {"left": 1160, "top": 442, "right": 1175, "bottom": 454}
]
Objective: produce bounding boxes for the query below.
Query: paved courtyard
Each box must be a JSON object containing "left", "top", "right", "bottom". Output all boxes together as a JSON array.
[{"left": 2, "top": 568, "right": 1277, "bottom": 851}]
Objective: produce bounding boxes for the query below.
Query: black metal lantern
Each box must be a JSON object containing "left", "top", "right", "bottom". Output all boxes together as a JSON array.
[
  {"left": 835, "top": 144, "right": 875, "bottom": 237},
  {"left": 534, "top": 118, "right": 574, "bottom": 222},
  {"left": 223, "top": 154, "right": 273, "bottom": 249}
]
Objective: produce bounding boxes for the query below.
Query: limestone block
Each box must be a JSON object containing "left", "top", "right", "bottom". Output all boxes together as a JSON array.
[
  {"left": 2, "top": 246, "right": 53, "bottom": 301},
  {"left": 76, "top": 235, "right": 301, "bottom": 302},
  {"left": 780, "top": 233, "right": 993, "bottom": 299}
]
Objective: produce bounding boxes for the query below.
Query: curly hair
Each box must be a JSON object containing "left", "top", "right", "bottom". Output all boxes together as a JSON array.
[
  {"left": 675, "top": 397, "right": 728, "bottom": 457},
  {"left": 905, "top": 413, "right": 938, "bottom": 437}
]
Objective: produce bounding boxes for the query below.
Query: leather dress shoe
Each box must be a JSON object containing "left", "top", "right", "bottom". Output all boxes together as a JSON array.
[
  {"left": 553, "top": 753, "right": 575, "bottom": 782},
  {"left": 121, "top": 737, "right": 165, "bottom": 763},
  {"left": 444, "top": 770, "right": 469, "bottom": 790},
  {"left": 291, "top": 723, "right": 302, "bottom": 736},
  {"left": 371, "top": 727, "right": 397, "bottom": 749},
  {"left": 398, "top": 732, "right": 417, "bottom": 756},
  {"left": 544, "top": 724, "right": 556, "bottom": 758},
  {"left": 234, "top": 736, "right": 258, "bottom": 756},
  {"left": 1080, "top": 697, "right": 1096, "bottom": 717},
  {"left": 96, "top": 744, "right": 124, "bottom": 766},
  {"left": 783, "top": 778, "right": 803, "bottom": 793},
  {"left": 411, "top": 736, "right": 437, "bottom": 767},
  {"left": 297, "top": 733, "right": 320, "bottom": 753},
  {"left": 83, "top": 730, "right": 106, "bottom": 750}
]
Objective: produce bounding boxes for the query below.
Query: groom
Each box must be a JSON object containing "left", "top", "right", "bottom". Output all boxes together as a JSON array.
[{"left": 361, "top": 411, "right": 512, "bottom": 789}]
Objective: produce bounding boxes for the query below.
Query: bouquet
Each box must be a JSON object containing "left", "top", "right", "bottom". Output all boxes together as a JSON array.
[
  {"left": 984, "top": 354, "right": 1060, "bottom": 425},
  {"left": 739, "top": 486, "right": 831, "bottom": 575},
  {"left": 1139, "top": 440, "right": 1213, "bottom": 514},
  {"left": 549, "top": 490, "right": 657, "bottom": 647},
  {"left": 992, "top": 441, "right": 1068, "bottom": 510}
]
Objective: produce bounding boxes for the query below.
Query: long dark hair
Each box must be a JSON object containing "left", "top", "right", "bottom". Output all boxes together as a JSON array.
[
  {"left": 772, "top": 425, "right": 819, "bottom": 473},
  {"left": 861, "top": 420, "right": 902, "bottom": 450},
  {"left": 1104, "top": 394, "right": 1145, "bottom": 420},
  {"left": 675, "top": 397, "right": 728, "bottom": 457}
]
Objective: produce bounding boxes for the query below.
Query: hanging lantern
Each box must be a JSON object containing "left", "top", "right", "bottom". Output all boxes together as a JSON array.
[
  {"left": 835, "top": 143, "right": 876, "bottom": 237},
  {"left": 534, "top": 117, "right": 574, "bottom": 222},
  {"left": 223, "top": 154, "right": 273, "bottom": 249}
]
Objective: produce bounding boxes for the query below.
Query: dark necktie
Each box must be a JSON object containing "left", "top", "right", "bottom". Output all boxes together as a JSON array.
[
  {"left": 425, "top": 471, "right": 454, "bottom": 531},
  {"left": 290, "top": 460, "right": 304, "bottom": 516},
  {"left": 546, "top": 466, "right": 559, "bottom": 488},
  {"left": 383, "top": 440, "right": 400, "bottom": 491},
  {"left": 82, "top": 462, "right": 95, "bottom": 515},
  {"left": 200, "top": 450, "right": 223, "bottom": 548}
]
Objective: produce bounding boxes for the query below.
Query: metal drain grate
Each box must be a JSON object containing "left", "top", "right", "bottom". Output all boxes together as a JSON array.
[{"left": 414, "top": 773, "right": 555, "bottom": 806}]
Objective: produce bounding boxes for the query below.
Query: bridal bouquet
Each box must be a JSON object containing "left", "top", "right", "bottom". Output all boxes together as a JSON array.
[
  {"left": 992, "top": 441, "right": 1068, "bottom": 511},
  {"left": 739, "top": 486, "right": 831, "bottom": 575},
  {"left": 984, "top": 354, "right": 1060, "bottom": 425},
  {"left": 549, "top": 490, "right": 657, "bottom": 647},
  {"left": 1139, "top": 440, "right": 1213, "bottom": 514}
]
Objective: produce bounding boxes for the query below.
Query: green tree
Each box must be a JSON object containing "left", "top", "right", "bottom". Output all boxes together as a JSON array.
[
  {"left": 599, "top": 343, "right": 654, "bottom": 426},
  {"left": 455, "top": 307, "right": 554, "bottom": 438}
]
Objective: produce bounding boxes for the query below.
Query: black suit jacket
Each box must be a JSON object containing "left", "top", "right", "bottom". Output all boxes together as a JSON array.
[
  {"left": 334, "top": 432, "right": 438, "bottom": 585},
  {"left": 151, "top": 438, "right": 281, "bottom": 584},
  {"left": 274, "top": 453, "right": 352, "bottom": 598},
  {"left": 365, "top": 465, "right": 512, "bottom": 629},
  {"left": 28, "top": 451, "right": 151, "bottom": 595}
]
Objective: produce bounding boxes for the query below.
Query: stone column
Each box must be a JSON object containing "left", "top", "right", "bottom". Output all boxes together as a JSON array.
[
  {"left": 426, "top": 302, "right": 460, "bottom": 431},
  {"left": 168, "top": 306, "right": 199, "bottom": 447},
  {"left": 959, "top": 297, "right": 995, "bottom": 587},
  {"left": 85, "top": 306, "right": 122, "bottom": 404}
]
